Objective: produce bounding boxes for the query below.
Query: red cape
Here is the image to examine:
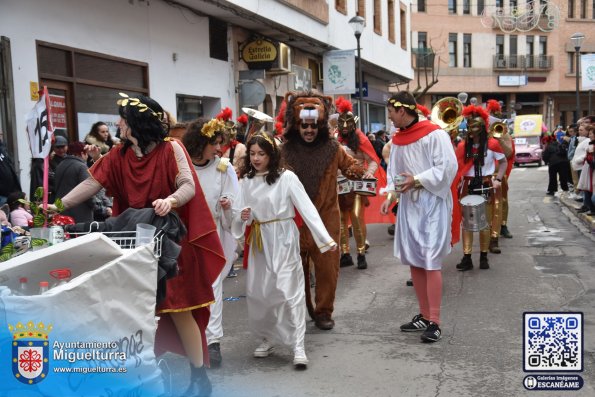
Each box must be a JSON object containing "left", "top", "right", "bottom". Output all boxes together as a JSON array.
[
  {"left": 392, "top": 120, "right": 438, "bottom": 146},
  {"left": 451, "top": 138, "right": 504, "bottom": 246}
]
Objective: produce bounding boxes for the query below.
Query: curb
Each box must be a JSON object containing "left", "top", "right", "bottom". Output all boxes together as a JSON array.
[{"left": 559, "top": 193, "right": 595, "bottom": 232}]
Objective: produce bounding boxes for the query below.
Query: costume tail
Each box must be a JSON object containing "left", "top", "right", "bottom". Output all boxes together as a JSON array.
[{"left": 303, "top": 254, "right": 316, "bottom": 321}]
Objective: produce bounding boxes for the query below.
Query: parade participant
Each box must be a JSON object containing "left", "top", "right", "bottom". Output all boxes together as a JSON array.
[
  {"left": 455, "top": 104, "right": 507, "bottom": 271},
  {"left": 335, "top": 97, "right": 379, "bottom": 269},
  {"left": 280, "top": 90, "right": 364, "bottom": 330},
  {"left": 380, "top": 91, "right": 457, "bottom": 343},
  {"left": 182, "top": 117, "right": 240, "bottom": 369},
  {"left": 486, "top": 100, "right": 515, "bottom": 249},
  {"left": 232, "top": 133, "right": 336, "bottom": 369},
  {"left": 57, "top": 93, "right": 225, "bottom": 397},
  {"left": 218, "top": 108, "right": 247, "bottom": 174}
]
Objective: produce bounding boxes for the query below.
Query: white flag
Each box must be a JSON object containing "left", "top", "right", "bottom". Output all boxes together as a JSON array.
[{"left": 26, "top": 86, "right": 54, "bottom": 159}]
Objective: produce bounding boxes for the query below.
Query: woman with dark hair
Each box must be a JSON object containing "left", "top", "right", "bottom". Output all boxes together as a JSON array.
[
  {"left": 84, "top": 121, "right": 114, "bottom": 155},
  {"left": 182, "top": 118, "right": 239, "bottom": 368},
  {"left": 232, "top": 133, "right": 336, "bottom": 370},
  {"left": 56, "top": 93, "right": 224, "bottom": 396}
]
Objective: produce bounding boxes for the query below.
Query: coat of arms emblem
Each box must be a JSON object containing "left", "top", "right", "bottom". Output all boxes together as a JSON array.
[{"left": 9, "top": 321, "right": 52, "bottom": 385}]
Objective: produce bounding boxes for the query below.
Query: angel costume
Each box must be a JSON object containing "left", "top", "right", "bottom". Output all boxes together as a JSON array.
[
  {"left": 193, "top": 156, "right": 240, "bottom": 346},
  {"left": 232, "top": 170, "right": 334, "bottom": 352},
  {"left": 387, "top": 121, "right": 457, "bottom": 269}
]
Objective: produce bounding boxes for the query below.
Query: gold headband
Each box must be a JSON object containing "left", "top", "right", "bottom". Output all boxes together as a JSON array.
[
  {"left": 201, "top": 118, "right": 226, "bottom": 138},
  {"left": 255, "top": 132, "right": 275, "bottom": 149},
  {"left": 389, "top": 99, "right": 417, "bottom": 110},
  {"left": 117, "top": 93, "right": 163, "bottom": 119}
]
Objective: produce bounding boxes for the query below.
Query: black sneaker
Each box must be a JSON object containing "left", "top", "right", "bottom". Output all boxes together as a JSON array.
[
  {"left": 400, "top": 314, "right": 429, "bottom": 332},
  {"left": 357, "top": 254, "right": 367, "bottom": 269},
  {"left": 500, "top": 225, "right": 513, "bottom": 239},
  {"left": 421, "top": 322, "right": 442, "bottom": 342},
  {"left": 340, "top": 253, "right": 354, "bottom": 268},
  {"left": 208, "top": 343, "right": 222, "bottom": 368},
  {"left": 388, "top": 224, "right": 395, "bottom": 236},
  {"left": 456, "top": 255, "right": 473, "bottom": 271},
  {"left": 406, "top": 279, "right": 413, "bottom": 287}
]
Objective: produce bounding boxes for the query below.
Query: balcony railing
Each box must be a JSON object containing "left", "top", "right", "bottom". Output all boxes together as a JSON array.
[
  {"left": 493, "top": 55, "right": 553, "bottom": 71},
  {"left": 412, "top": 47, "right": 435, "bottom": 69}
]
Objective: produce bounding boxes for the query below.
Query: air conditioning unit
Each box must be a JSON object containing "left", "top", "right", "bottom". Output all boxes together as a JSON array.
[{"left": 268, "top": 43, "right": 292, "bottom": 74}]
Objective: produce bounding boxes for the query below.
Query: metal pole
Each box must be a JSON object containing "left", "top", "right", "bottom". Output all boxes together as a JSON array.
[
  {"left": 356, "top": 34, "right": 365, "bottom": 133},
  {"left": 589, "top": 90, "right": 592, "bottom": 116},
  {"left": 575, "top": 48, "right": 580, "bottom": 123}
]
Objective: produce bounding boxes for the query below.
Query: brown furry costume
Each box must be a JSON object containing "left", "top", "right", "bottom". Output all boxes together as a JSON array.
[{"left": 280, "top": 91, "right": 364, "bottom": 324}]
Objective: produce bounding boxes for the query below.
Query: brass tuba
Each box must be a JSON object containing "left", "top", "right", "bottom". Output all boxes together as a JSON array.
[{"left": 430, "top": 97, "right": 464, "bottom": 132}]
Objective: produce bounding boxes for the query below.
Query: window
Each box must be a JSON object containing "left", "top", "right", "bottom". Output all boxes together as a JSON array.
[
  {"left": 418, "top": 0, "right": 426, "bottom": 12},
  {"left": 463, "top": 34, "right": 471, "bottom": 67},
  {"left": 449, "top": 33, "right": 458, "bottom": 67},
  {"left": 448, "top": 0, "right": 457, "bottom": 14},
  {"left": 209, "top": 17, "right": 228, "bottom": 61},
  {"left": 176, "top": 95, "right": 203, "bottom": 122},
  {"left": 418, "top": 32, "right": 428, "bottom": 48},
  {"left": 580, "top": 0, "right": 587, "bottom": 18},
  {"left": 477, "top": 0, "right": 485, "bottom": 15},
  {"left": 335, "top": 0, "right": 347, "bottom": 14},
  {"left": 510, "top": 0, "right": 517, "bottom": 10},
  {"left": 496, "top": 35, "right": 504, "bottom": 55},
  {"left": 593, "top": 0, "right": 595, "bottom": 18},
  {"left": 526, "top": 36, "right": 534, "bottom": 68},
  {"left": 496, "top": 0, "right": 503, "bottom": 8},
  {"left": 510, "top": 35, "right": 518, "bottom": 68},
  {"left": 569, "top": 52, "right": 576, "bottom": 74},
  {"left": 400, "top": 5, "right": 407, "bottom": 49},
  {"left": 568, "top": 0, "right": 575, "bottom": 18},
  {"left": 539, "top": 36, "right": 547, "bottom": 55},
  {"left": 388, "top": 1, "right": 395, "bottom": 43},
  {"left": 357, "top": 0, "right": 366, "bottom": 18},
  {"left": 463, "top": 0, "right": 470, "bottom": 14},
  {"left": 374, "top": 0, "right": 382, "bottom": 34}
]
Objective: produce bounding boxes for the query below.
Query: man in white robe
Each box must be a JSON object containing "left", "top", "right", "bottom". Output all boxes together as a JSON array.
[{"left": 381, "top": 91, "right": 457, "bottom": 343}]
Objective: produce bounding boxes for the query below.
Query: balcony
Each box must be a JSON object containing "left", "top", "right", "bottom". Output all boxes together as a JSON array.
[
  {"left": 493, "top": 55, "right": 553, "bottom": 71},
  {"left": 412, "top": 47, "right": 435, "bottom": 70}
]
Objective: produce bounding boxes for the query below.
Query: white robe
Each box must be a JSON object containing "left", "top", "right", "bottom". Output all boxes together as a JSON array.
[
  {"left": 232, "top": 170, "right": 334, "bottom": 349},
  {"left": 387, "top": 129, "right": 457, "bottom": 270},
  {"left": 193, "top": 157, "right": 240, "bottom": 344}
]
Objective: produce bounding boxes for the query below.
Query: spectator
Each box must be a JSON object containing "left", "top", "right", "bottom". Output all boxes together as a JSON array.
[
  {"left": 49, "top": 135, "right": 68, "bottom": 201},
  {"left": 372, "top": 130, "right": 387, "bottom": 169},
  {"left": 7, "top": 191, "right": 32, "bottom": 227},
  {"left": 0, "top": 137, "right": 22, "bottom": 206},
  {"left": 54, "top": 142, "right": 94, "bottom": 223},
  {"left": 554, "top": 125, "right": 565, "bottom": 143},
  {"left": 576, "top": 124, "right": 595, "bottom": 214},
  {"left": 542, "top": 136, "right": 570, "bottom": 195},
  {"left": 85, "top": 122, "right": 114, "bottom": 156}
]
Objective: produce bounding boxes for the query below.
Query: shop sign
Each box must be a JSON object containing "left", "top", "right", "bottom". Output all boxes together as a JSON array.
[
  {"left": 49, "top": 95, "right": 67, "bottom": 130},
  {"left": 241, "top": 39, "right": 277, "bottom": 64}
]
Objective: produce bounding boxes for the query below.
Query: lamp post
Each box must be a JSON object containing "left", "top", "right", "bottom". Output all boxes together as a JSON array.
[
  {"left": 349, "top": 15, "right": 366, "bottom": 132},
  {"left": 570, "top": 33, "right": 585, "bottom": 123}
]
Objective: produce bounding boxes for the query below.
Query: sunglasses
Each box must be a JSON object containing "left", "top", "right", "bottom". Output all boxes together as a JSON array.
[{"left": 301, "top": 122, "right": 318, "bottom": 129}]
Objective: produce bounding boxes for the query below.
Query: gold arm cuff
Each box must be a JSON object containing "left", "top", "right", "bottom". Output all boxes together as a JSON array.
[
  {"left": 413, "top": 177, "right": 422, "bottom": 189},
  {"left": 387, "top": 191, "right": 398, "bottom": 203},
  {"left": 318, "top": 241, "right": 336, "bottom": 250}
]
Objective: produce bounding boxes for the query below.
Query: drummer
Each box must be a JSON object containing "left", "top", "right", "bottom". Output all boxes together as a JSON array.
[
  {"left": 335, "top": 97, "right": 381, "bottom": 270},
  {"left": 454, "top": 105, "right": 507, "bottom": 272}
]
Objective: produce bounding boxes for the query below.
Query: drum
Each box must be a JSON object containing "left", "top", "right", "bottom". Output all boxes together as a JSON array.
[
  {"left": 337, "top": 176, "right": 352, "bottom": 195},
  {"left": 352, "top": 178, "right": 377, "bottom": 196},
  {"left": 460, "top": 194, "right": 488, "bottom": 231}
]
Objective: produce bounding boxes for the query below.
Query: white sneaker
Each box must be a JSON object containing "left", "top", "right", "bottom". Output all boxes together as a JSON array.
[
  {"left": 293, "top": 347, "right": 308, "bottom": 369},
  {"left": 253, "top": 339, "right": 274, "bottom": 358}
]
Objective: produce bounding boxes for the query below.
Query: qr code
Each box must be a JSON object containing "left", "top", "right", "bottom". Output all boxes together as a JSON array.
[{"left": 524, "top": 312, "right": 583, "bottom": 372}]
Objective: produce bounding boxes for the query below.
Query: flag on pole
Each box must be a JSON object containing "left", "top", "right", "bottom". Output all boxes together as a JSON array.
[{"left": 25, "top": 86, "right": 54, "bottom": 211}]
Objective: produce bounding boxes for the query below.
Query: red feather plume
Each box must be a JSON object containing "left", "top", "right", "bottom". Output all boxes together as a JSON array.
[
  {"left": 276, "top": 100, "right": 287, "bottom": 124},
  {"left": 462, "top": 105, "right": 489, "bottom": 131},
  {"left": 416, "top": 104, "right": 430, "bottom": 117},
  {"left": 236, "top": 114, "right": 248, "bottom": 125},
  {"left": 216, "top": 107, "right": 233, "bottom": 121},
  {"left": 335, "top": 96, "right": 353, "bottom": 114},
  {"left": 486, "top": 99, "right": 501, "bottom": 115},
  {"left": 275, "top": 122, "right": 284, "bottom": 135}
]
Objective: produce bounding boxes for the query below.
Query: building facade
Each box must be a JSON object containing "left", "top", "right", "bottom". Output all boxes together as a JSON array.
[
  {"left": 0, "top": 0, "right": 412, "bottom": 193},
  {"left": 410, "top": 0, "right": 594, "bottom": 129}
]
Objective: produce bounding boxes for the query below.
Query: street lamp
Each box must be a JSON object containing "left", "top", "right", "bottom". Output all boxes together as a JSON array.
[
  {"left": 457, "top": 92, "right": 468, "bottom": 104},
  {"left": 349, "top": 15, "right": 366, "bottom": 132},
  {"left": 570, "top": 32, "right": 585, "bottom": 123}
]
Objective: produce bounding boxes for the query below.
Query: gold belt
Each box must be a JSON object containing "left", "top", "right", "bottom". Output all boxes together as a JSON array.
[{"left": 248, "top": 218, "right": 292, "bottom": 251}]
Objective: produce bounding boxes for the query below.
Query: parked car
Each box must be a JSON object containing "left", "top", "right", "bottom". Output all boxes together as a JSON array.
[{"left": 514, "top": 135, "right": 543, "bottom": 166}]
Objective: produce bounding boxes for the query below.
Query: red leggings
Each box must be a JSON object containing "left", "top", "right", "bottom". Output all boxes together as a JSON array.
[{"left": 410, "top": 267, "right": 442, "bottom": 324}]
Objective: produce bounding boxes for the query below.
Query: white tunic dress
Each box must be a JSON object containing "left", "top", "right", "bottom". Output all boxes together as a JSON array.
[
  {"left": 193, "top": 157, "right": 240, "bottom": 344},
  {"left": 232, "top": 170, "right": 334, "bottom": 349},
  {"left": 387, "top": 129, "right": 458, "bottom": 270}
]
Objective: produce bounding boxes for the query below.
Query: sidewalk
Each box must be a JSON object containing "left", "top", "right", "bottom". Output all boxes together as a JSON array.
[{"left": 559, "top": 191, "right": 595, "bottom": 232}]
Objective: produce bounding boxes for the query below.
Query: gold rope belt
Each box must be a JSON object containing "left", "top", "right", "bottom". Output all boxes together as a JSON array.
[{"left": 247, "top": 218, "right": 293, "bottom": 252}]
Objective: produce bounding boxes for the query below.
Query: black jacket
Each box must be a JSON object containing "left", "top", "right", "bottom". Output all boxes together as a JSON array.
[{"left": 542, "top": 141, "right": 569, "bottom": 166}]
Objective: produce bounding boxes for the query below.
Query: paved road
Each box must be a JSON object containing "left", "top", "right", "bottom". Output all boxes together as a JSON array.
[{"left": 163, "top": 164, "right": 595, "bottom": 397}]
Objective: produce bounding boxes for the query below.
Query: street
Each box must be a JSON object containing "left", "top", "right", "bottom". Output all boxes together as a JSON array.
[{"left": 164, "top": 165, "right": 595, "bottom": 397}]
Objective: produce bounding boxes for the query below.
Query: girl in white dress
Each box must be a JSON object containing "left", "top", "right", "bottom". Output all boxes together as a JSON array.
[{"left": 232, "top": 133, "right": 336, "bottom": 370}]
